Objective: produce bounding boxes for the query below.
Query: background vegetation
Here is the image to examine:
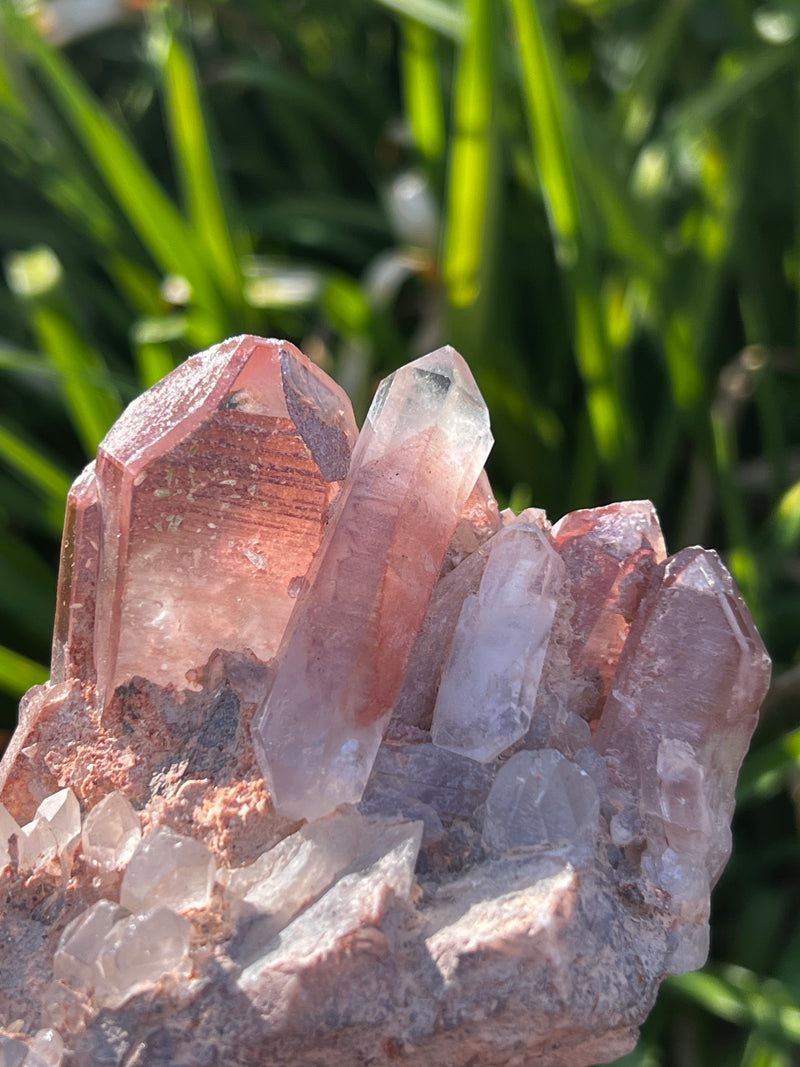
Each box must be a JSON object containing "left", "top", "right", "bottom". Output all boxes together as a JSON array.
[{"left": 0, "top": 0, "right": 798, "bottom": 1062}]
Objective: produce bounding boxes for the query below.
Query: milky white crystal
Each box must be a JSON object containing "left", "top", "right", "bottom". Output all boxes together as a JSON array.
[
  {"left": 54, "top": 899, "right": 128, "bottom": 993},
  {"left": 238, "top": 818, "right": 423, "bottom": 992},
  {"left": 120, "top": 825, "right": 215, "bottom": 913},
  {"left": 35, "top": 788, "right": 81, "bottom": 854},
  {"left": 253, "top": 347, "right": 493, "bottom": 820},
  {"left": 225, "top": 809, "right": 368, "bottom": 937},
  {"left": 17, "top": 816, "right": 58, "bottom": 871},
  {"left": 20, "top": 1029, "right": 64, "bottom": 1067},
  {"left": 482, "top": 749, "right": 600, "bottom": 863},
  {"left": 81, "top": 790, "right": 141, "bottom": 870},
  {"left": 432, "top": 522, "right": 566, "bottom": 762},
  {"left": 97, "top": 906, "right": 192, "bottom": 1004}
]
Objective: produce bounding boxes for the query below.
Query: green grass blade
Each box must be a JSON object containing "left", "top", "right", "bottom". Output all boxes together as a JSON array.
[
  {"left": 0, "top": 644, "right": 48, "bottom": 697},
  {"left": 737, "top": 726, "right": 800, "bottom": 805},
  {"left": 666, "top": 45, "right": 796, "bottom": 138},
  {"left": 372, "top": 0, "right": 465, "bottom": 41},
  {"left": 401, "top": 18, "right": 446, "bottom": 162},
  {"left": 442, "top": 0, "right": 493, "bottom": 307},
  {"left": 0, "top": 343, "right": 56, "bottom": 381},
  {"left": 506, "top": 0, "right": 580, "bottom": 252},
  {"left": 670, "top": 966, "right": 800, "bottom": 1045},
  {"left": 622, "top": 0, "right": 693, "bottom": 142},
  {"left": 152, "top": 13, "right": 247, "bottom": 311},
  {"left": 0, "top": 424, "right": 72, "bottom": 504},
  {"left": 1, "top": 2, "right": 225, "bottom": 335},
  {"left": 507, "top": 0, "right": 631, "bottom": 477},
  {"left": 5, "top": 245, "right": 121, "bottom": 454}
]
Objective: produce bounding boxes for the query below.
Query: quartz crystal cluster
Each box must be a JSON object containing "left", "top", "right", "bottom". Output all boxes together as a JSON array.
[{"left": 0, "top": 337, "right": 770, "bottom": 1067}]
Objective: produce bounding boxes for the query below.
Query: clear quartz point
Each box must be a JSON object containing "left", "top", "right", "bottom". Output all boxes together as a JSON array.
[
  {"left": 482, "top": 749, "right": 600, "bottom": 863},
  {"left": 81, "top": 791, "right": 141, "bottom": 871},
  {"left": 35, "top": 787, "right": 81, "bottom": 854},
  {"left": 54, "top": 899, "right": 128, "bottom": 993},
  {"left": 431, "top": 521, "right": 566, "bottom": 761},
  {"left": 120, "top": 825, "right": 216, "bottom": 913},
  {"left": 21, "top": 1029, "right": 64, "bottom": 1067},
  {"left": 252, "top": 346, "right": 493, "bottom": 820},
  {"left": 594, "top": 547, "right": 772, "bottom": 885},
  {"left": 97, "top": 907, "right": 192, "bottom": 1004}
]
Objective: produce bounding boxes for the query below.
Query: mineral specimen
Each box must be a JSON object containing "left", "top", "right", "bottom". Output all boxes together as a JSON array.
[
  {"left": 0, "top": 336, "right": 771, "bottom": 1067},
  {"left": 252, "top": 346, "right": 493, "bottom": 820}
]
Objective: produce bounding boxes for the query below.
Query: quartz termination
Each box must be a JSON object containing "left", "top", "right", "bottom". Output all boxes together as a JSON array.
[
  {"left": 0, "top": 337, "right": 772, "bottom": 1067},
  {"left": 252, "top": 346, "right": 493, "bottom": 820},
  {"left": 431, "top": 519, "right": 565, "bottom": 762},
  {"left": 52, "top": 335, "right": 358, "bottom": 705}
]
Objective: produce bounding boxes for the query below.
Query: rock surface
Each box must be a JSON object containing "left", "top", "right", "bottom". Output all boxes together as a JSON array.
[{"left": 0, "top": 336, "right": 771, "bottom": 1066}]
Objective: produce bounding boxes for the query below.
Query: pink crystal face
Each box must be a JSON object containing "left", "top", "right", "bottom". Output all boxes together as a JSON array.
[
  {"left": 442, "top": 468, "right": 501, "bottom": 574},
  {"left": 51, "top": 462, "right": 100, "bottom": 685},
  {"left": 252, "top": 346, "right": 493, "bottom": 820},
  {"left": 594, "top": 546, "right": 771, "bottom": 885},
  {"left": 552, "top": 500, "right": 666, "bottom": 727},
  {"left": 67, "top": 336, "right": 357, "bottom": 704}
]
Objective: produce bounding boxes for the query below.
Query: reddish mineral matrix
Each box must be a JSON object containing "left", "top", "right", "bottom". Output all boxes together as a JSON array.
[{"left": 0, "top": 338, "right": 772, "bottom": 1067}]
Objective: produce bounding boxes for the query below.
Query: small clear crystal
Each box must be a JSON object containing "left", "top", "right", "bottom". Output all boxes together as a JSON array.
[
  {"left": 54, "top": 899, "right": 128, "bottom": 993},
  {"left": 482, "top": 749, "right": 600, "bottom": 863},
  {"left": 97, "top": 906, "right": 192, "bottom": 1004},
  {"left": 120, "top": 825, "right": 215, "bottom": 913},
  {"left": 431, "top": 522, "right": 565, "bottom": 761},
  {"left": 81, "top": 791, "right": 141, "bottom": 871}
]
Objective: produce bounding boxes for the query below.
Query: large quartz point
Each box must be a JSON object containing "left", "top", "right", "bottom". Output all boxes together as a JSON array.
[
  {"left": 431, "top": 519, "right": 566, "bottom": 761},
  {"left": 253, "top": 347, "right": 493, "bottom": 820},
  {"left": 594, "top": 547, "right": 771, "bottom": 888},
  {"left": 58, "top": 335, "right": 358, "bottom": 704}
]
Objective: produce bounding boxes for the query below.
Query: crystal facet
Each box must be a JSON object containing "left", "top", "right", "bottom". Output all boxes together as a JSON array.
[
  {"left": 81, "top": 790, "right": 141, "bottom": 870},
  {"left": 97, "top": 906, "right": 192, "bottom": 1004},
  {"left": 120, "top": 825, "right": 216, "bottom": 913},
  {"left": 552, "top": 500, "right": 666, "bottom": 725},
  {"left": 71, "top": 335, "right": 357, "bottom": 703},
  {"left": 482, "top": 749, "right": 600, "bottom": 862},
  {"left": 54, "top": 899, "right": 128, "bottom": 993},
  {"left": 50, "top": 462, "right": 100, "bottom": 686},
  {"left": 594, "top": 547, "right": 771, "bottom": 885},
  {"left": 0, "top": 801, "right": 21, "bottom": 870},
  {"left": 253, "top": 346, "right": 492, "bottom": 819},
  {"left": 431, "top": 520, "right": 566, "bottom": 761}
]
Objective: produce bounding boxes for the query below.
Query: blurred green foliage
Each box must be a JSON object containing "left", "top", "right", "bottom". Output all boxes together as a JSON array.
[{"left": 0, "top": 0, "right": 799, "bottom": 1062}]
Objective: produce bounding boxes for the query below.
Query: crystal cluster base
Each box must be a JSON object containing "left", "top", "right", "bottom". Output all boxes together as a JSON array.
[{"left": 0, "top": 336, "right": 770, "bottom": 1067}]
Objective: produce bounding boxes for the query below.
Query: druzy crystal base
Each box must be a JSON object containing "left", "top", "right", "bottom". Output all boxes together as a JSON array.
[{"left": 0, "top": 337, "right": 770, "bottom": 1067}]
